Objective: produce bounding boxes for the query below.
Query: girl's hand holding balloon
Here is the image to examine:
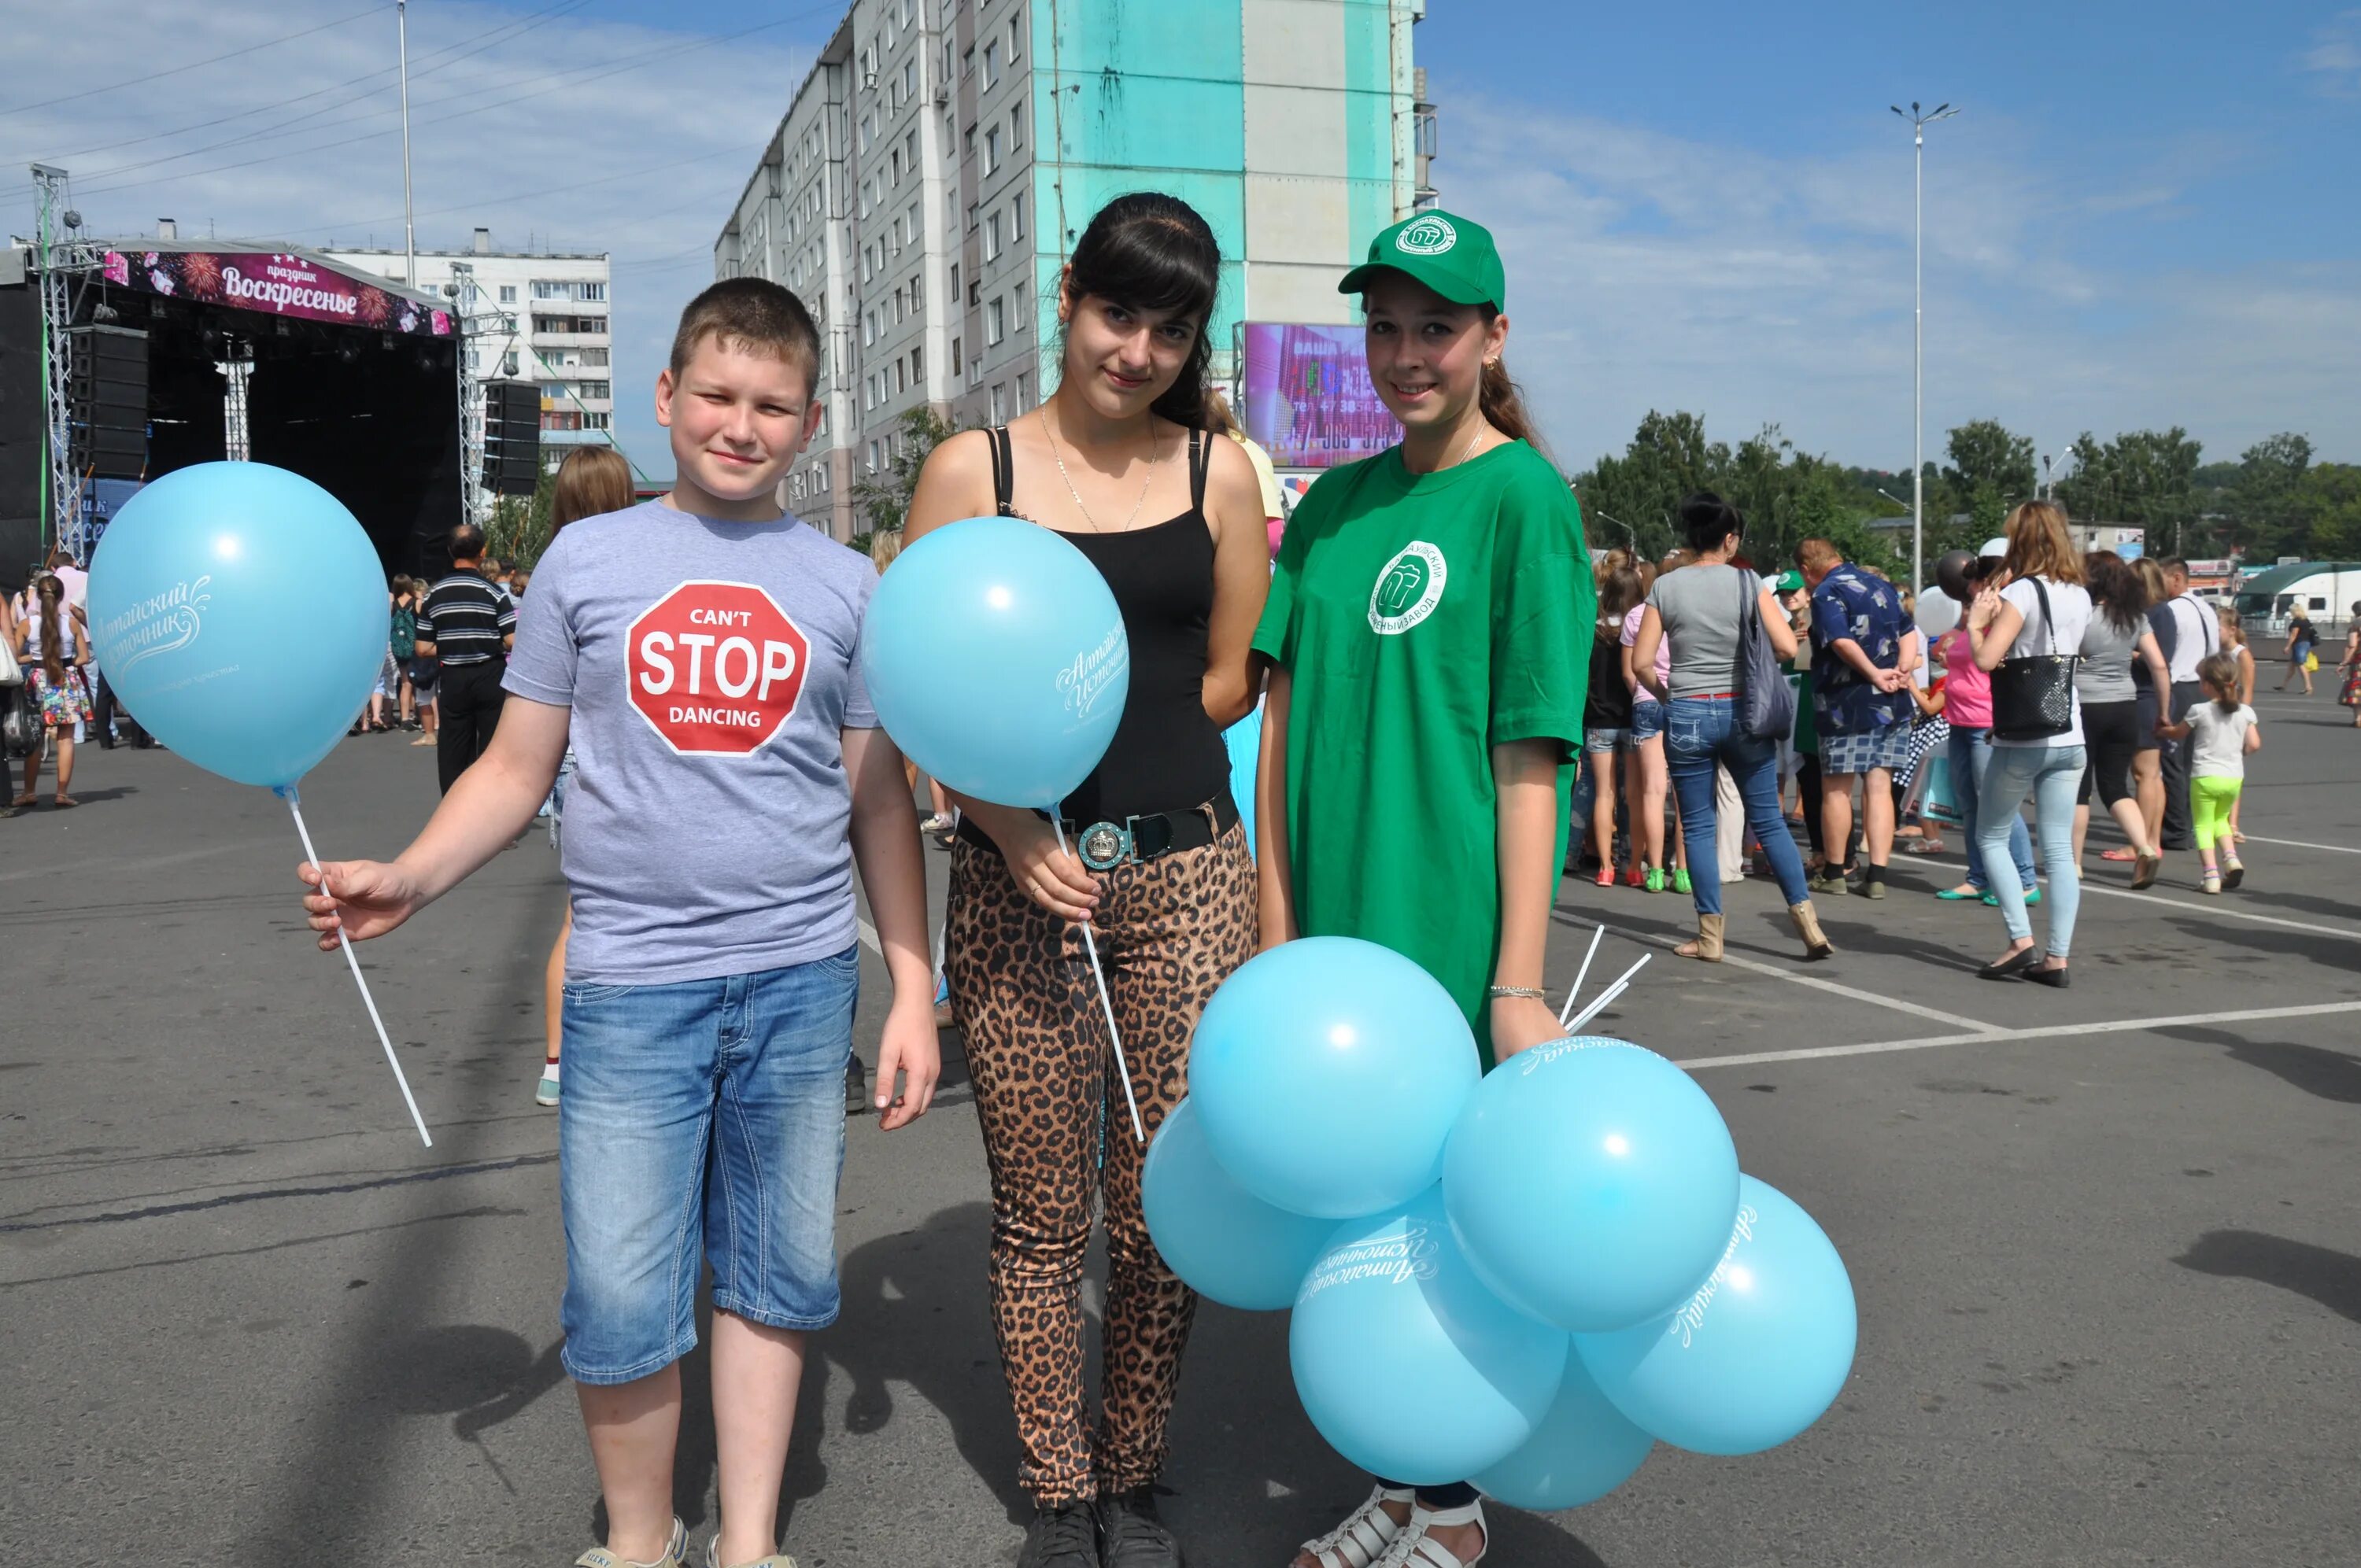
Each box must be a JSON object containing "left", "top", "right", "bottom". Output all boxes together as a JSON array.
[
  {"left": 964, "top": 801, "right": 1102, "bottom": 922},
  {"left": 300, "top": 858, "right": 425, "bottom": 948},
  {"left": 1487, "top": 994, "right": 1567, "bottom": 1061}
]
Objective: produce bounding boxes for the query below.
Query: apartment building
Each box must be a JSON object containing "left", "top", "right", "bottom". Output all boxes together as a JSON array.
[
  {"left": 331, "top": 231, "right": 614, "bottom": 469},
  {"left": 715, "top": 0, "right": 1432, "bottom": 540}
]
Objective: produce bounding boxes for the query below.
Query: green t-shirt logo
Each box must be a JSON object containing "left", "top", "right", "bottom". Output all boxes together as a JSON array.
[{"left": 1369, "top": 541, "right": 1449, "bottom": 635}]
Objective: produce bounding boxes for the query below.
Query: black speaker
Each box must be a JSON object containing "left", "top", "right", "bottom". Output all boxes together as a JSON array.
[
  {"left": 67, "top": 323, "right": 148, "bottom": 480},
  {"left": 482, "top": 380, "right": 541, "bottom": 496}
]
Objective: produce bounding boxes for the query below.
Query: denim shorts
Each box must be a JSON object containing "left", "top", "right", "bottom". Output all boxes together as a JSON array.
[
  {"left": 1631, "top": 700, "right": 1665, "bottom": 743},
  {"left": 558, "top": 946, "right": 859, "bottom": 1385},
  {"left": 1583, "top": 725, "right": 1632, "bottom": 755}
]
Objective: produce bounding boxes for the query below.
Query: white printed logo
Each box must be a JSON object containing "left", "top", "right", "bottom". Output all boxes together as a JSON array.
[
  {"left": 98, "top": 574, "right": 212, "bottom": 673},
  {"left": 1663, "top": 1204, "right": 1760, "bottom": 1349},
  {"left": 1058, "top": 624, "right": 1129, "bottom": 724},
  {"left": 1298, "top": 1223, "right": 1442, "bottom": 1305},
  {"left": 1395, "top": 216, "right": 1458, "bottom": 256},
  {"left": 1369, "top": 542, "right": 1448, "bottom": 635}
]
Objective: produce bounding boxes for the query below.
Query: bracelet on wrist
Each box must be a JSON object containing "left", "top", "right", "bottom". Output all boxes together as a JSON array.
[{"left": 1486, "top": 985, "right": 1548, "bottom": 1001}]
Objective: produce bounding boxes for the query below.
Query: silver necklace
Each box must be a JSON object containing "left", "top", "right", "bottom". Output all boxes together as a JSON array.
[{"left": 1039, "top": 405, "right": 1162, "bottom": 533}]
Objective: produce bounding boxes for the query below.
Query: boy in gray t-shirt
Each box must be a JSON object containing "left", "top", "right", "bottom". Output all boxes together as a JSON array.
[{"left": 297, "top": 280, "right": 938, "bottom": 1568}]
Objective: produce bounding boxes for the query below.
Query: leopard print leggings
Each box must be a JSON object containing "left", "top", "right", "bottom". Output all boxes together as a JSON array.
[{"left": 947, "top": 821, "right": 1258, "bottom": 1506}]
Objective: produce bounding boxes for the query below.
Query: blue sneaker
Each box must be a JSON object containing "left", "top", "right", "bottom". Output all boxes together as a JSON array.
[{"left": 535, "top": 1066, "right": 560, "bottom": 1108}]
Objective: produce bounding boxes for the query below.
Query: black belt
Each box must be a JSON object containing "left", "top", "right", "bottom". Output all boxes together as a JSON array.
[{"left": 957, "top": 791, "right": 1240, "bottom": 869}]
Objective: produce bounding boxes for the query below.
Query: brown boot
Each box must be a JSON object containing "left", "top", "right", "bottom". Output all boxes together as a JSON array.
[
  {"left": 1789, "top": 900, "right": 1835, "bottom": 961},
  {"left": 1675, "top": 913, "right": 1725, "bottom": 962}
]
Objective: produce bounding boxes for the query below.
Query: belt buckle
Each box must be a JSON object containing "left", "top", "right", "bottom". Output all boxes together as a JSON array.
[{"left": 1077, "top": 819, "right": 1133, "bottom": 871}]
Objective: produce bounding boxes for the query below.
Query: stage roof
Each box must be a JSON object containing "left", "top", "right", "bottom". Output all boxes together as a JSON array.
[{"left": 81, "top": 238, "right": 454, "bottom": 338}]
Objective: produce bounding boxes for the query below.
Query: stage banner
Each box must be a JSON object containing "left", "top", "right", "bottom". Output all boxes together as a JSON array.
[
  {"left": 103, "top": 249, "right": 453, "bottom": 338},
  {"left": 1241, "top": 323, "right": 1402, "bottom": 470}
]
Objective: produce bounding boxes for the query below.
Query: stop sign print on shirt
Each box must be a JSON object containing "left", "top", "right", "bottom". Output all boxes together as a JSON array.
[{"left": 627, "top": 580, "right": 810, "bottom": 756}]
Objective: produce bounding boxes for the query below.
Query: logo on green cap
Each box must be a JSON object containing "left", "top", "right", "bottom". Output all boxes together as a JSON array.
[{"left": 1395, "top": 216, "right": 1458, "bottom": 257}]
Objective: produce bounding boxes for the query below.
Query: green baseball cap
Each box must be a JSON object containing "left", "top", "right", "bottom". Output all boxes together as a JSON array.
[
  {"left": 1775, "top": 570, "right": 1806, "bottom": 594},
  {"left": 1337, "top": 209, "right": 1506, "bottom": 312}
]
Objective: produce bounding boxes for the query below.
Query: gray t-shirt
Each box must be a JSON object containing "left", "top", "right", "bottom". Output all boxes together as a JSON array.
[
  {"left": 504, "top": 501, "right": 880, "bottom": 985},
  {"left": 1646, "top": 563, "right": 1751, "bottom": 699},
  {"left": 2075, "top": 609, "right": 2143, "bottom": 704}
]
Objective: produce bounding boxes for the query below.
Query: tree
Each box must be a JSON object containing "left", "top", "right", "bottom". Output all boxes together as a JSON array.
[
  {"left": 2301, "top": 464, "right": 2361, "bottom": 561},
  {"left": 1942, "top": 419, "right": 2037, "bottom": 513},
  {"left": 2056, "top": 428, "right": 2204, "bottom": 555},
  {"left": 852, "top": 406, "right": 961, "bottom": 537},
  {"left": 486, "top": 463, "right": 557, "bottom": 570},
  {"left": 2230, "top": 432, "right": 2313, "bottom": 559}
]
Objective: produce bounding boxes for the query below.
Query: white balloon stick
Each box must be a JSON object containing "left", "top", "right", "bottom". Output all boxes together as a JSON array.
[
  {"left": 1563, "top": 953, "right": 1650, "bottom": 1038},
  {"left": 1051, "top": 813, "right": 1147, "bottom": 1143},
  {"left": 279, "top": 784, "right": 432, "bottom": 1146},
  {"left": 1561, "top": 924, "right": 1605, "bottom": 1025}
]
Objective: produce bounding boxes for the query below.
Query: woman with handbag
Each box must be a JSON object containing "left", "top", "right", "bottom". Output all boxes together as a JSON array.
[
  {"left": 1962, "top": 502, "right": 2092, "bottom": 986},
  {"left": 1628, "top": 493, "right": 1832, "bottom": 963}
]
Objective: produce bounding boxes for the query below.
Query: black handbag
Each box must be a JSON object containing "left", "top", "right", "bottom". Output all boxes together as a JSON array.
[
  {"left": 1737, "top": 570, "right": 1797, "bottom": 740},
  {"left": 1990, "top": 577, "right": 2078, "bottom": 741}
]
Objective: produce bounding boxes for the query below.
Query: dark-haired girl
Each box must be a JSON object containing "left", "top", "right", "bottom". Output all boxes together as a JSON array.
[
  {"left": 906, "top": 192, "right": 1269, "bottom": 1568},
  {"left": 1257, "top": 209, "right": 1591, "bottom": 1568},
  {"left": 1628, "top": 497, "right": 1832, "bottom": 962}
]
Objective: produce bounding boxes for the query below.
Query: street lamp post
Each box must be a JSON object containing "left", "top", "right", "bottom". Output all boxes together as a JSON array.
[
  {"left": 1893, "top": 100, "right": 1959, "bottom": 595},
  {"left": 397, "top": 0, "right": 417, "bottom": 288}
]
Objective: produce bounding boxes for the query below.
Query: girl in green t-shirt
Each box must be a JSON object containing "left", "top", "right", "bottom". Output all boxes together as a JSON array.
[{"left": 1252, "top": 209, "right": 1591, "bottom": 1568}]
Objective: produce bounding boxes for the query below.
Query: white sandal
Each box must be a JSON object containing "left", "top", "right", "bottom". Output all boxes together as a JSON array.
[
  {"left": 1374, "top": 1499, "right": 1487, "bottom": 1567},
  {"left": 1297, "top": 1484, "right": 1413, "bottom": 1568}
]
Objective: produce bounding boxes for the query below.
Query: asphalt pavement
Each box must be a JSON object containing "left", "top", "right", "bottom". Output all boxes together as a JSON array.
[{"left": 4, "top": 692, "right": 2358, "bottom": 1566}]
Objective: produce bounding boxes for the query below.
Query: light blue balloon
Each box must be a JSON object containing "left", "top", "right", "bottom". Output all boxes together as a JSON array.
[
  {"left": 1222, "top": 701, "right": 1262, "bottom": 858},
  {"left": 1471, "top": 1354, "right": 1653, "bottom": 1511},
  {"left": 1192, "top": 937, "right": 1480, "bottom": 1219},
  {"left": 86, "top": 462, "right": 388, "bottom": 788},
  {"left": 858, "top": 516, "right": 1129, "bottom": 808},
  {"left": 1141, "top": 1098, "right": 1332, "bottom": 1311},
  {"left": 1576, "top": 1175, "right": 1857, "bottom": 1456},
  {"left": 1291, "top": 1187, "right": 1568, "bottom": 1486},
  {"left": 1443, "top": 1038, "right": 1738, "bottom": 1332}
]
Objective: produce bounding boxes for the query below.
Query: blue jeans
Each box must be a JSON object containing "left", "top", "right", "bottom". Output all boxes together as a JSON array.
[
  {"left": 557, "top": 947, "right": 859, "bottom": 1385},
  {"left": 1976, "top": 745, "right": 2085, "bottom": 956},
  {"left": 1665, "top": 696, "right": 1812, "bottom": 915},
  {"left": 1947, "top": 725, "right": 2036, "bottom": 893}
]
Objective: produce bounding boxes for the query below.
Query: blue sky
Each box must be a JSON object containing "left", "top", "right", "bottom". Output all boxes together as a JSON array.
[{"left": 4, "top": 1, "right": 2354, "bottom": 482}]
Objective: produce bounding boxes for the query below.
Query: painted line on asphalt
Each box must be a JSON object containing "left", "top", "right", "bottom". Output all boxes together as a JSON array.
[
  {"left": 1565, "top": 917, "right": 2001, "bottom": 1035},
  {"left": 2234, "top": 833, "right": 2361, "bottom": 856},
  {"left": 2076, "top": 881, "right": 2361, "bottom": 940},
  {"left": 1679, "top": 1000, "right": 2361, "bottom": 1071}
]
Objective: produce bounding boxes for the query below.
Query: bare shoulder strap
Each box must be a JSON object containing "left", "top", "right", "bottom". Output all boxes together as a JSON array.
[{"left": 988, "top": 425, "right": 1016, "bottom": 517}]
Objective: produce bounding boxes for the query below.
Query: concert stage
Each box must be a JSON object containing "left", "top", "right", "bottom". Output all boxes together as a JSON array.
[{"left": 1, "top": 241, "right": 463, "bottom": 588}]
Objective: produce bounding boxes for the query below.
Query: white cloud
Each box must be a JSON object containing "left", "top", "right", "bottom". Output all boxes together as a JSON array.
[
  {"left": 1435, "top": 89, "right": 2359, "bottom": 470},
  {"left": 1, "top": 0, "right": 816, "bottom": 480},
  {"left": 2304, "top": 9, "right": 2361, "bottom": 96}
]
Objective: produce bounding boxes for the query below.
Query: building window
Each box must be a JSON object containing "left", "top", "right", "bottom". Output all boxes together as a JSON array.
[
  {"left": 988, "top": 297, "right": 1005, "bottom": 345},
  {"left": 501, "top": 352, "right": 518, "bottom": 375},
  {"left": 582, "top": 347, "right": 608, "bottom": 367},
  {"left": 584, "top": 411, "right": 610, "bottom": 430},
  {"left": 951, "top": 335, "right": 962, "bottom": 375},
  {"left": 864, "top": 310, "right": 877, "bottom": 345},
  {"left": 497, "top": 284, "right": 516, "bottom": 303},
  {"left": 963, "top": 124, "right": 975, "bottom": 161},
  {"left": 984, "top": 125, "right": 1001, "bottom": 175},
  {"left": 905, "top": 128, "right": 918, "bottom": 170},
  {"left": 966, "top": 202, "right": 978, "bottom": 233},
  {"left": 1016, "top": 371, "right": 1030, "bottom": 411},
  {"left": 982, "top": 39, "right": 999, "bottom": 89},
  {"left": 962, "top": 46, "right": 974, "bottom": 76},
  {"left": 911, "top": 270, "right": 924, "bottom": 308},
  {"left": 989, "top": 382, "right": 1007, "bottom": 423},
  {"left": 948, "top": 262, "right": 959, "bottom": 301},
  {"left": 984, "top": 211, "right": 1002, "bottom": 262},
  {"left": 542, "top": 381, "right": 568, "bottom": 399},
  {"left": 1011, "top": 192, "right": 1026, "bottom": 242},
  {"left": 582, "top": 380, "right": 610, "bottom": 400},
  {"left": 903, "top": 57, "right": 917, "bottom": 102},
  {"left": 911, "top": 344, "right": 923, "bottom": 380},
  {"left": 1010, "top": 105, "right": 1023, "bottom": 153},
  {"left": 867, "top": 440, "right": 881, "bottom": 470},
  {"left": 894, "top": 358, "right": 907, "bottom": 395},
  {"left": 578, "top": 282, "right": 605, "bottom": 301},
  {"left": 1009, "top": 16, "right": 1022, "bottom": 61},
  {"left": 890, "top": 147, "right": 903, "bottom": 186}
]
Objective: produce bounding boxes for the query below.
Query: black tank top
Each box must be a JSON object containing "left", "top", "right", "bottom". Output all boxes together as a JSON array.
[{"left": 988, "top": 423, "right": 1231, "bottom": 823}]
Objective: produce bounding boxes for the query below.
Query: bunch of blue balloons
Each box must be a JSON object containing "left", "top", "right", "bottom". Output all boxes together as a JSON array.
[{"left": 1144, "top": 939, "right": 1857, "bottom": 1508}]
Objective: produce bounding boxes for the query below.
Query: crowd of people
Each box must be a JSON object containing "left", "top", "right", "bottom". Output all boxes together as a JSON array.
[{"left": 1568, "top": 515, "right": 2334, "bottom": 988}]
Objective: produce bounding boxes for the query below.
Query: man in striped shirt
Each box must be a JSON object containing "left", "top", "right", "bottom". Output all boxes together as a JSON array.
[{"left": 416, "top": 522, "right": 518, "bottom": 793}]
